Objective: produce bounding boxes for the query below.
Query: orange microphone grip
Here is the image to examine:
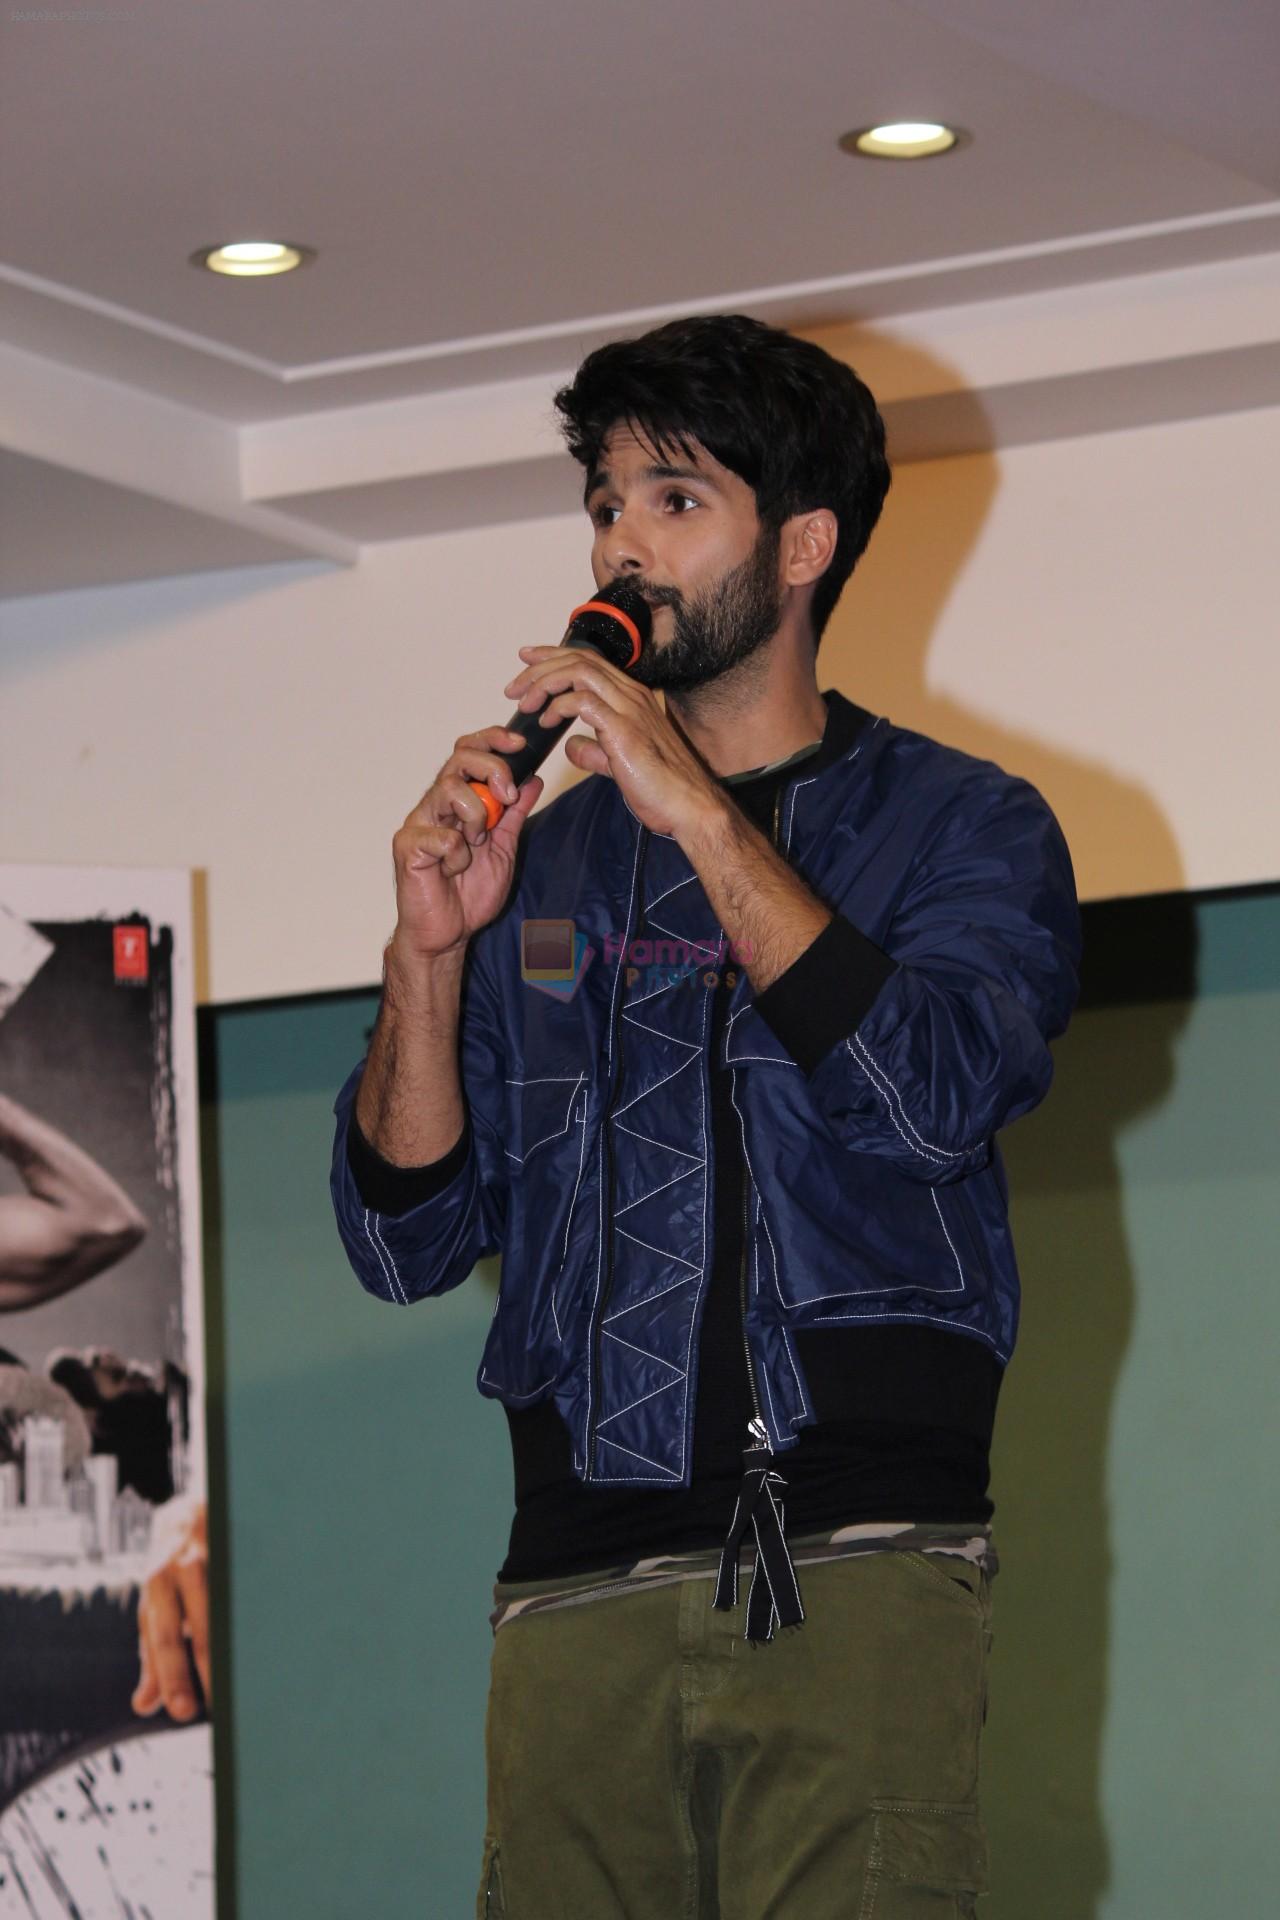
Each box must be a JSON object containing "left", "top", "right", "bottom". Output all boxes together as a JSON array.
[{"left": 466, "top": 781, "right": 505, "bottom": 830}]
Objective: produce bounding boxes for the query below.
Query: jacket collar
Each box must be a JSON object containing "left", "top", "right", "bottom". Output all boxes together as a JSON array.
[
  {"left": 611, "top": 687, "right": 878, "bottom": 846},
  {"left": 809, "top": 687, "right": 876, "bottom": 776}
]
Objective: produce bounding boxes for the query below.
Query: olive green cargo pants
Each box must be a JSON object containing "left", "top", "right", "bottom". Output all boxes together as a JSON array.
[{"left": 477, "top": 1545, "right": 993, "bottom": 1917}]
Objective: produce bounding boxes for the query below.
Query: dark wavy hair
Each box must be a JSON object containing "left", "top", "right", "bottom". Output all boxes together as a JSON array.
[{"left": 553, "top": 314, "right": 890, "bottom": 646}]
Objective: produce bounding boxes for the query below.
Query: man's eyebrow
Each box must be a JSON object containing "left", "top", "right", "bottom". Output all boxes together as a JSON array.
[{"left": 584, "top": 462, "right": 721, "bottom": 505}]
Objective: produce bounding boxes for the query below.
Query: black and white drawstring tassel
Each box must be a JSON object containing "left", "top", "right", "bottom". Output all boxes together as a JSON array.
[{"left": 713, "top": 1441, "right": 805, "bottom": 1644}]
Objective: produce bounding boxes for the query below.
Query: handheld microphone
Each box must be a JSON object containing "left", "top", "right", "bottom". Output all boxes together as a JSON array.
[{"left": 466, "top": 579, "right": 652, "bottom": 828}]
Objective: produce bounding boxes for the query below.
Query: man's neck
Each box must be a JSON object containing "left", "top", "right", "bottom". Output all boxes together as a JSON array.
[{"left": 663, "top": 629, "right": 829, "bottom": 778}]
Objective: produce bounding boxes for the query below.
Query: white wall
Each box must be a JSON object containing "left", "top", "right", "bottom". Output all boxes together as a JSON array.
[{"left": 3, "top": 404, "right": 1278, "bottom": 1003}]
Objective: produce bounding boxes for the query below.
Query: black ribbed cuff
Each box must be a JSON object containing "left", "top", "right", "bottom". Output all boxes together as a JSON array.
[
  {"left": 752, "top": 913, "right": 899, "bottom": 1076},
  {"left": 346, "top": 1110, "right": 472, "bottom": 1216}
]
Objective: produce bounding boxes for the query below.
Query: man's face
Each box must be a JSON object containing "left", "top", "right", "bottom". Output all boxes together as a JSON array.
[{"left": 586, "top": 424, "right": 784, "bottom": 692}]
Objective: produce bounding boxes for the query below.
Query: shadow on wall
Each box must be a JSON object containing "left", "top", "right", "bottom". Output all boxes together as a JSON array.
[
  {"left": 806, "top": 327, "right": 1195, "bottom": 1918},
  {"left": 814, "top": 319, "right": 1185, "bottom": 900},
  {"left": 0, "top": 560, "right": 336, "bottom": 685},
  {"left": 986, "top": 898, "right": 1195, "bottom": 1920}
]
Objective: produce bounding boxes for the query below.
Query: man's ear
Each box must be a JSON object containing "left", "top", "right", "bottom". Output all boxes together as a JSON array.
[{"left": 779, "top": 509, "right": 837, "bottom": 589}]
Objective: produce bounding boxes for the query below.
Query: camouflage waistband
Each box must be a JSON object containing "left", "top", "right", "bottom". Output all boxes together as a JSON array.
[{"left": 490, "top": 1520, "right": 997, "bottom": 1634}]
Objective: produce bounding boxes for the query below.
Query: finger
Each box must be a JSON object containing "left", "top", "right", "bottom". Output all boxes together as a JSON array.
[
  {"left": 140, "top": 1571, "right": 200, "bottom": 1721},
  {"left": 454, "top": 738, "right": 525, "bottom": 806},
  {"left": 505, "top": 660, "right": 627, "bottom": 726},
  {"left": 503, "top": 649, "right": 561, "bottom": 696},
  {"left": 435, "top": 774, "right": 509, "bottom": 843},
  {"left": 505, "top": 655, "right": 630, "bottom": 705},
  {"left": 466, "top": 725, "right": 537, "bottom": 750},
  {"left": 564, "top": 734, "right": 611, "bottom": 776},
  {"left": 176, "top": 1553, "right": 212, "bottom": 1704},
  {"left": 413, "top": 736, "right": 525, "bottom": 826},
  {"left": 393, "top": 821, "right": 473, "bottom": 881},
  {"left": 487, "top": 773, "right": 544, "bottom": 850},
  {"left": 415, "top": 732, "right": 524, "bottom": 801},
  {"left": 537, "top": 689, "right": 618, "bottom": 732},
  {"left": 505, "top": 674, "right": 554, "bottom": 709},
  {"left": 450, "top": 756, "right": 520, "bottom": 809},
  {"left": 132, "top": 1618, "right": 162, "bottom": 1716}
]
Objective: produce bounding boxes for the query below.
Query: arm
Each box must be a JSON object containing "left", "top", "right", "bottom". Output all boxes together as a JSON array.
[
  {"left": 685, "top": 775, "right": 1081, "bottom": 1183},
  {"left": 354, "top": 942, "right": 469, "bottom": 1169},
  {"left": 353, "top": 722, "right": 541, "bottom": 1169},
  {"left": 332, "top": 933, "right": 511, "bottom": 1304},
  {"left": 0, "top": 1093, "right": 147, "bottom": 1309},
  {"left": 680, "top": 792, "right": 838, "bottom": 995},
  {"left": 332, "top": 723, "right": 542, "bottom": 1303}
]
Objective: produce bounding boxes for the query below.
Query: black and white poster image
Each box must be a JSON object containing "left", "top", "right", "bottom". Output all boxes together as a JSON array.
[{"left": 0, "top": 867, "right": 212, "bottom": 1918}]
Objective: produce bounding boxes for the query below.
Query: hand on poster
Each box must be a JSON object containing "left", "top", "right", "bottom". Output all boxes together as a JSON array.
[
  {"left": 0, "top": 1091, "right": 147, "bottom": 1309},
  {"left": 133, "top": 1496, "right": 210, "bottom": 1723}
]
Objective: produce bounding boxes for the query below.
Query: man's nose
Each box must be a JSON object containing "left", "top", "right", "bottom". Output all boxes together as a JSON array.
[{"left": 600, "top": 508, "right": 654, "bottom": 577}]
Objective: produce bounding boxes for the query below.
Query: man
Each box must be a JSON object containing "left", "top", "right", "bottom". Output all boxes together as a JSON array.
[{"left": 330, "top": 314, "right": 1081, "bottom": 1916}]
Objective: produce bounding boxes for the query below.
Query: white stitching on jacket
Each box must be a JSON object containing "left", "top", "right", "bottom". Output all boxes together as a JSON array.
[
  {"left": 585, "top": 825, "right": 645, "bottom": 1458},
  {"left": 369, "top": 1213, "right": 409, "bottom": 1306},
  {"left": 363, "top": 1209, "right": 407, "bottom": 1305},
  {"left": 602, "top": 1326, "right": 685, "bottom": 1372},
  {"left": 615, "top": 1226, "right": 701, "bottom": 1271},
  {"left": 595, "top": 1373, "right": 683, "bottom": 1429},
  {"left": 551, "top": 1096, "right": 589, "bottom": 1342},
  {"left": 846, "top": 1032, "right": 961, "bottom": 1166},
  {"left": 595, "top": 1432, "right": 682, "bottom": 1478},
  {"left": 614, "top": 1120, "right": 704, "bottom": 1162},
  {"left": 845, "top": 1035, "right": 949, "bottom": 1165},
  {"left": 806, "top": 1308, "right": 1007, "bottom": 1362},
  {"left": 603, "top": 1273, "right": 695, "bottom": 1321},
  {"left": 503, "top": 1072, "right": 588, "bottom": 1165},
  {"left": 480, "top": 1367, "right": 556, "bottom": 1400},
  {"left": 932, "top": 1190, "right": 967, "bottom": 1289},
  {"left": 613, "top": 1162, "right": 701, "bottom": 1215},
  {"left": 645, "top": 873, "right": 696, "bottom": 912}
]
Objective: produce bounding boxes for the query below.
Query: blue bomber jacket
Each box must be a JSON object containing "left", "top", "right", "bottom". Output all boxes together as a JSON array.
[{"left": 331, "top": 691, "right": 1081, "bottom": 1490}]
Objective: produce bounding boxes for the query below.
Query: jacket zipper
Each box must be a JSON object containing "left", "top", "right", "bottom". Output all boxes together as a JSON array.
[
  {"left": 587, "top": 824, "right": 648, "bottom": 1478},
  {"left": 738, "top": 782, "right": 786, "bottom": 1452}
]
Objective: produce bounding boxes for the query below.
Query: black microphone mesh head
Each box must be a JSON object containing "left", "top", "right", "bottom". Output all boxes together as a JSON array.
[{"left": 567, "top": 580, "right": 652, "bottom": 670}]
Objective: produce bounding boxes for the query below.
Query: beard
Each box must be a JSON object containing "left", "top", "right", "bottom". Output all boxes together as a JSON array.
[{"left": 625, "top": 526, "right": 784, "bottom": 694}]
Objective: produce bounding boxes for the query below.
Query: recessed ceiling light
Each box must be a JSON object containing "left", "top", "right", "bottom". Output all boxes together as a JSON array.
[
  {"left": 190, "top": 241, "right": 315, "bottom": 277},
  {"left": 840, "top": 123, "right": 964, "bottom": 160}
]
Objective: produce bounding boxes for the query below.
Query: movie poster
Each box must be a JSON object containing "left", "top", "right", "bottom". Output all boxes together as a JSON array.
[{"left": 0, "top": 867, "right": 212, "bottom": 1916}]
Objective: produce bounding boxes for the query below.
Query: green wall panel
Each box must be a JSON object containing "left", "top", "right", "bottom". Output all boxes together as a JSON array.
[{"left": 205, "top": 995, "right": 511, "bottom": 1919}]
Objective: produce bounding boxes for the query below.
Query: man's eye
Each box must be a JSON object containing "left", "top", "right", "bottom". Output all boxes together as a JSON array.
[
  {"left": 665, "top": 491, "right": 698, "bottom": 513},
  {"left": 590, "top": 503, "right": 620, "bottom": 527}
]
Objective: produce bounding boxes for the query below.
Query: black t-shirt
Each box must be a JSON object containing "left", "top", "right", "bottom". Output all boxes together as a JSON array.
[{"left": 497, "top": 749, "right": 1000, "bottom": 1581}]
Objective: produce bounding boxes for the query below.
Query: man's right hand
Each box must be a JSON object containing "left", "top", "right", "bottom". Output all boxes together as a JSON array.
[{"left": 389, "top": 728, "right": 544, "bottom": 966}]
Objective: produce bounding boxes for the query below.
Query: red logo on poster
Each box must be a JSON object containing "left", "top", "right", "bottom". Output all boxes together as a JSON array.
[{"left": 113, "top": 924, "right": 149, "bottom": 984}]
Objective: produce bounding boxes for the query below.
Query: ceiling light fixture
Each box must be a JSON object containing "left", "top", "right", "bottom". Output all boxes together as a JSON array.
[
  {"left": 191, "top": 241, "right": 315, "bottom": 277},
  {"left": 840, "top": 123, "right": 963, "bottom": 160}
]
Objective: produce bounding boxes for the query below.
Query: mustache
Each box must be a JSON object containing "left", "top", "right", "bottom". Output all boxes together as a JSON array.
[{"left": 621, "top": 579, "right": 685, "bottom": 612}]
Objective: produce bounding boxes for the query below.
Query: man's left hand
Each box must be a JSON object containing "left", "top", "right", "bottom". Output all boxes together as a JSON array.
[{"left": 504, "top": 646, "right": 723, "bottom": 842}]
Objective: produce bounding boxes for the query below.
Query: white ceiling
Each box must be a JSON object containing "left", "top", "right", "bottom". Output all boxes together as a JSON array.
[{"left": 3, "top": 0, "right": 1280, "bottom": 596}]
